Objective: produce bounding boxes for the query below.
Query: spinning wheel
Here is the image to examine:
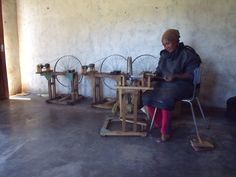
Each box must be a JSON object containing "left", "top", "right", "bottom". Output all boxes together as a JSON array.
[
  {"left": 54, "top": 55, "right": 83, "bottom": 87},
  {"left": 100, "top": 54, "right": 127, "bottom": 90},
  {"left": 132, "top": 54, "right": 159, "bottom": 76}
]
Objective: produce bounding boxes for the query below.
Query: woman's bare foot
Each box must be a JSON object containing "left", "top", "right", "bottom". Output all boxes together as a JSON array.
[{"left": 161, "top": 134, "right": 170, "bottom": 142}]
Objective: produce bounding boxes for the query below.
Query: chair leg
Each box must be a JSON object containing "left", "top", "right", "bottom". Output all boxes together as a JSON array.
[
  {"left": 196, "top": 97, "right": 209, "bottom": 129},
  {"left": 189, "top": 101, "right": 201, "bottom": 141},
  {"left": 149, "top": 108, "right": 157, "bottom": 132}
]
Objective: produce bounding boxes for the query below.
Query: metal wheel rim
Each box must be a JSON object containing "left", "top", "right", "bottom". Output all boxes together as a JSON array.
[
  {"left": 54, "top": 55, "right": 83, "bottom": 87},
  {"left": 100, "top": 54, "right": 127, "bottom": 90},
  {"left": 132, "top": 54, "right": 159, "bottom": 76}
]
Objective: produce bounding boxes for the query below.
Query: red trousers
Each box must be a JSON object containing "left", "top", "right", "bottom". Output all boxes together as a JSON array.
[{"left": 147, "top": 106, "right": 172, "bottom": 135}]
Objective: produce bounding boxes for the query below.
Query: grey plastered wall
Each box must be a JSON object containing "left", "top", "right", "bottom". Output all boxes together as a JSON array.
[{"left": 3, "top": 0, "right": 236, "bottom": 108}]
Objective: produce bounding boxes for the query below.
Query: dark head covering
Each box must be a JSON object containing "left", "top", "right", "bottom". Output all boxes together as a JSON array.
[{"left": 161, "top": 29, "right": 180, "bottom": 42}]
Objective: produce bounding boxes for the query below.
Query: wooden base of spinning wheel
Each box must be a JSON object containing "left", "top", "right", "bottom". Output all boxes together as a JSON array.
[
  {"left": 37, "top": 70, "right": 83, "bottom": 105},
  {"left": 46, "top": 94, "right": 84, "bottom": 105}
]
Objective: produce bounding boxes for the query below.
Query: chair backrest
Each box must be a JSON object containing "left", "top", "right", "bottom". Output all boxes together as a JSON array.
[
  {"left": 190, "top": 67, "right": 201, "bottom": 100},
  {"left": 193, "top": 67, "right": 201, "bottom": 86}
]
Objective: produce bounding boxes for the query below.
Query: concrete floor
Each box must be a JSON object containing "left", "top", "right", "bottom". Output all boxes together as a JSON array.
[{"left": 0, "top": 94, "right": 236, "bottom": 177}]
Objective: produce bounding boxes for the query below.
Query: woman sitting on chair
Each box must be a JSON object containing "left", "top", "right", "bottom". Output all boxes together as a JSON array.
[{"left": 142, "top": 29, "right": 202, "bottom": 141}]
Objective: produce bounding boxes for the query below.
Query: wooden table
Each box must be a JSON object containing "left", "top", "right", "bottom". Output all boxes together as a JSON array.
[{"left": 100, "top": 85, "right": 153, "bottom": 136}]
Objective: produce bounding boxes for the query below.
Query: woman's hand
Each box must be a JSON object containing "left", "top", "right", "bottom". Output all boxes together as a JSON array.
[{"left": 163, "top": 75, "right": 175, "bottom": 82}]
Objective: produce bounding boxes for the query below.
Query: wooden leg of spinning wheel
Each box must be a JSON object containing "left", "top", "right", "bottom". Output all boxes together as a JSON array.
[{"left": 48, "top": 79, "right": 52, "bottom": 99}]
